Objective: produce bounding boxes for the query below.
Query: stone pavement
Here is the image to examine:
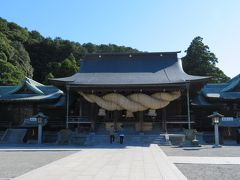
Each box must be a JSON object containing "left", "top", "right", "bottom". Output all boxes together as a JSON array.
[
  {"left": 14, "top": 144, "right": 187, "bottom": 180},
  {"left": 169, "top": 156, "right": 240, "bottom": 165}
]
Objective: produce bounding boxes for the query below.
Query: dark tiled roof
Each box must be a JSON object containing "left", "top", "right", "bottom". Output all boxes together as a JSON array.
[
  {"left": 52, "top": 52, "right": 209, "bottom": 87},
  {"left": 80, "top": 52, "right": 178, "bottom": 73}
]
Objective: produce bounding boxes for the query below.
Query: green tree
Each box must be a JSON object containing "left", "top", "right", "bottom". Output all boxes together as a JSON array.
[
  {"left": 0, "top": 31, "right": 33, "bottom": 79},
  {"left": 0, "top": 32, "right": 14, "bottom": 60},
  {"left": 46, "top": 62, "right": 61, "bottom": 76},
  {"left": 55, "top": 53, "right": 79, "bottom": 77},
  {"left": 43, "top": 72, "right": 54, "bottom": 84},
  {"left": 10, "top": 41, "right": 33, "bottom": 78},
  {"left": 0, "top": 59, "right": 24, "bottom": 85},
  {"left": 182, "top": 36, "right": 230, "bottom": 83},
  {"left": 27, "top": 30, "right": 43, "bottom": 44},
  {"left": 83, "top": 43, "right": 97, "bottom": 53},
  {"left": 6, "top": 23, "right": 29, "bottom": 43}
]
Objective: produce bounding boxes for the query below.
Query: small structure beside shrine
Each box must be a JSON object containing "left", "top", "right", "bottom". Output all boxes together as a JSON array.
[
  {"left": 0, "top": 77, "right": 65, "bottom": 131},
  {"left": 192, "top": 74, "right": 240, "bottom": 144}
]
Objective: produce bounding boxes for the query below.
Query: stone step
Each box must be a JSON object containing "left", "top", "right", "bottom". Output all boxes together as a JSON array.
[
  {"left": 0, "top": 131, "right": 5, "bottom": 139},
  {"left": 1, "top": 128, "right": 27, "bottom": 144},
  {"left": 84, "top": 134, "right": 167, "bottom": 146}
]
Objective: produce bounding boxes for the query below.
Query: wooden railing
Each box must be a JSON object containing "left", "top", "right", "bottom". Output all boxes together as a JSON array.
[
  {"left": 47, "top": 117, "right": 65, "bottom": 128},
  {"left": 166, "top": 115, "right": 195, "bottom": 124},
  {"left": 67, "top": 116, "right": 91, "bottom": 124}
]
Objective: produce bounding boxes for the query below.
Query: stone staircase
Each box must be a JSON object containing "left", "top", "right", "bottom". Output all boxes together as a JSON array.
[
  {"left": 84, "top": 133, "right": 168, "bottom": 146},
  {"left": 147, "top": 135, "right": 167, "bottom": 144},
  {"left": 0, "top": 131, "right": 5, "bottom": 140},
  {"left": 0, "top": 128, "right": 27, "bottom": 144}
]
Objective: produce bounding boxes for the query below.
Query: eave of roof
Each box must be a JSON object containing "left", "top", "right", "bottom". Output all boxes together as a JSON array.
[
  {"left": 0, "top": 90, "right": 62, "bottom": 102},
  {"left": 51, "top": 60, "right": 209, "bottom": 87}
]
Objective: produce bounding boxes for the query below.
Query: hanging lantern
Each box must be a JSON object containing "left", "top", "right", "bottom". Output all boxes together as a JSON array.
[
  {"left": 126, "top": 111, "right": 134, "bottom": 118},
  {"left": 98, "top": 108, "right": 106, "bottom": 116},
  {"left": 148, "top": 109, "right": 157, "bottom": 116}
]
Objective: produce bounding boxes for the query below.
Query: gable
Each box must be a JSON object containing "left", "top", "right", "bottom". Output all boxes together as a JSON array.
[
  {"left": 80, "top": 52, "right": 178, "bottom": 73},
  {"left": 0, "top": 77, "right": 63, "bottom": 102},
  {"left": 12, "top": 83, "right": 44, "bottom": 95},
  {"left": 10, "top": 81, "right": 44, "bottom": 95},
  {"left": 13, "top": 84, "right": 38, "bottom": 94},
  {"left": 221, "top": 75, "right": 240, "bottom": 93}
]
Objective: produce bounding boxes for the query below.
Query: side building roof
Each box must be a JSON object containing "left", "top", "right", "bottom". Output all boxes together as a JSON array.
[
  {"left": 192, "top": 74, "right": 240, "bottom": 106},
  {"left": 202, "top": 74, "right": 240, "bottom": 100},
  {"left": 0, "top": 77, "right": 63, "bottom": 102}
]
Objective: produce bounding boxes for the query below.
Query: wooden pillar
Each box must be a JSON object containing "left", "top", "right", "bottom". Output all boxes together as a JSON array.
[
  {"left": 17, "top": 105, "right": 21, "bottom": 127},
  {"left": 162, "top": 108, "right": 167, "bottom": 133},
  {"left": 139, "top": 111, "right": 144, "bottom": 132},
  {"left": 79, "top": 98, "right": 82, "bottom": 116},
  {"left": 66, "top": 85, "right": 70, "bottom": 129},
  {"left": 186, "top": 82, "right": 191, "bottom": 129}
]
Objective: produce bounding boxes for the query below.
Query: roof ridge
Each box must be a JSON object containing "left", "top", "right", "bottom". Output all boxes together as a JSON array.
[{"left": 25, "top": 77, "right": 44, "bottom": 86}]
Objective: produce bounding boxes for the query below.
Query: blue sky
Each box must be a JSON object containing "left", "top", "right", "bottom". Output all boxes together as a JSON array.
[{"left": 1, "top": 0, "right": 240, "bottom": 78}]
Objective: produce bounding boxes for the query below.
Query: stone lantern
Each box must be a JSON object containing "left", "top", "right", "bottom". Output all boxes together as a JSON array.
[
  {"left": 35, "top": 112, "right": 47, "bottom": 144},
  {"left": 208, "top": 112, "right": 223, "bottom": 148}
]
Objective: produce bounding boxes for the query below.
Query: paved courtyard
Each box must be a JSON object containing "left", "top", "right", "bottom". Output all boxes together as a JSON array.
[
  {"left": 0, "top": 144, "right": 240, "bottom": 180},
  {"left": 13, "top": 144, "right": 187, "bottom": 180},
  {"left": 160, "top": 145, "right": 240, "bottom": 157},
  {"left": 161, "top": 145, "right": 240, "bottom": 180},
  {"left": 176, "top": 164, "right": 240, "bottom": 180},
  {"left": 0, "top": 150, "right": 77, "bottom": 179}
]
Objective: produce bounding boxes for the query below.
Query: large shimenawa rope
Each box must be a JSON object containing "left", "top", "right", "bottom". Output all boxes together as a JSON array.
[
  {"left": 152, "top": 91, "right": 181, "bottom": 101},
  {"left": 80, "top": 92, "right": 123, "bottom": 111},
  {"left": 79, "top": 91, "right": 181, "bottom": 112},
  {"left": 103, "top": 93, "right": 147, "bottom": 112},
  {"left": 128, "top": 93, "right": 170, "bottom": 110}
]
